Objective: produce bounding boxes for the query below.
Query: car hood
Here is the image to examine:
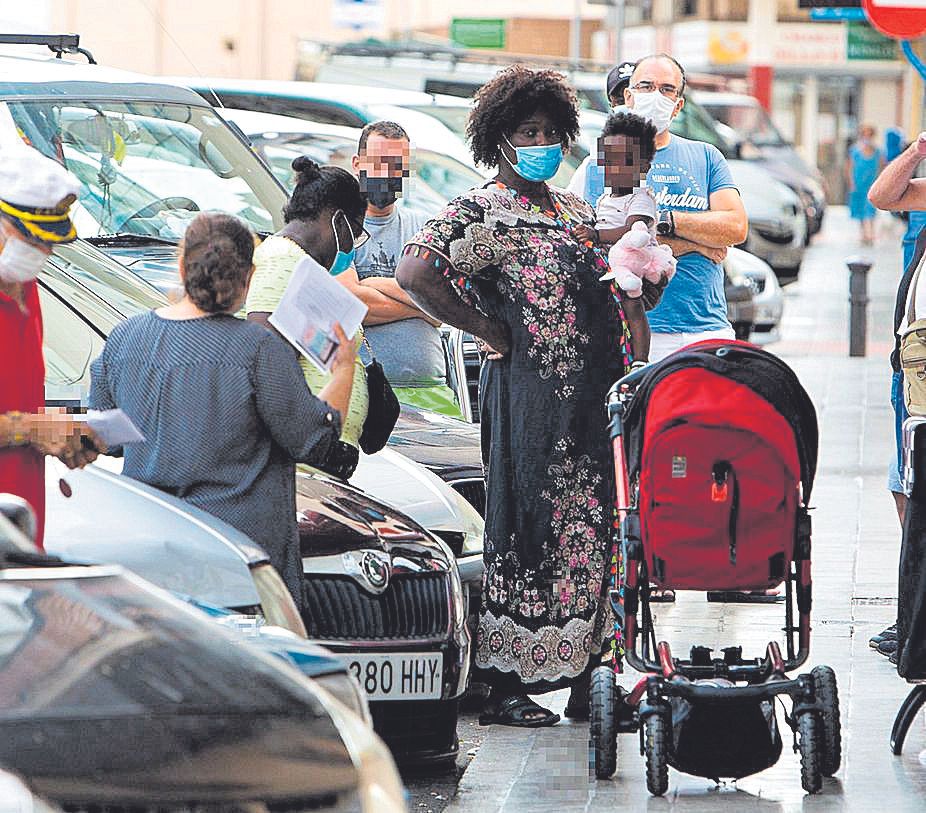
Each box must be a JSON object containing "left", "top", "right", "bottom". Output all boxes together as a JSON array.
[
  {"left": 0, "top": 567, "right": 357, "bottom": 805},
  {"left": 386, "top": 403, "right": 483, "bottom": 478},
  {"left": 44, "top": 460, "right": 265, "bottom": 608},
  {"left": 295, "top": 470, "right": 453, "bottom": 569}
]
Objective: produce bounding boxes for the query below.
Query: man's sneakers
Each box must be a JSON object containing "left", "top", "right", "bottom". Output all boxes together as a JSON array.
[
  {"left": 870, "top": 623, "right": 897, "bottom": 650},
  {"left": 870, "top": 623, "right": 900, "bottom": 665}
]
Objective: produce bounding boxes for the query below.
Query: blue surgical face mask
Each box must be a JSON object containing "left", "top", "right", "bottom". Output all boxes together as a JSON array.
[
  {"left": 503, "top": 137, "right": 563, "bottom": 182},
  {"left": 329, "top": 211, "right": 356, "bottom": 276}
]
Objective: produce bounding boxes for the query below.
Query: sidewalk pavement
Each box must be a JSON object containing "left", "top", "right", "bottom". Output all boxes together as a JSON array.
[{"left": 446, "top": 209, "right": 926, "bottom": 812}]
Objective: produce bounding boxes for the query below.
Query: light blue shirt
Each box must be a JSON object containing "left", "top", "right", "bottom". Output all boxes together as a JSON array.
[{"left": 645, "top": 135, "right": 737, "bottom": 334}]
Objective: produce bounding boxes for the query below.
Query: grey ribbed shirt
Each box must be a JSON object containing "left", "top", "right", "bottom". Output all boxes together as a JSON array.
[{"left": 89, "top": 311, "right": 341, "bottom": 606}]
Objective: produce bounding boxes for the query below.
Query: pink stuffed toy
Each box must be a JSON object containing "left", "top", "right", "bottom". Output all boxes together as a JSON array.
[{"left": 600, "top": 221, "right": 677, "bottom": 297}]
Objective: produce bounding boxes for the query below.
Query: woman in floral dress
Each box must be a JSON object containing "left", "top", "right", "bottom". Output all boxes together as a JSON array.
[{"left": 396, "top": 66, "right": 634, "bottom": 727}]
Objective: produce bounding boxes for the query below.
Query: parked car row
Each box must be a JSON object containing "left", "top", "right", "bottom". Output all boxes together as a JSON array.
[{"left": 0, "top": 494, "right": 405, "bottom": 811}]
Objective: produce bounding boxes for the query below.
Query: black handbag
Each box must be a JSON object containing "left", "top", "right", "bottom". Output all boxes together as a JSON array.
[{"left": 358, "top": 336, "right": 400, "bottom": 455}]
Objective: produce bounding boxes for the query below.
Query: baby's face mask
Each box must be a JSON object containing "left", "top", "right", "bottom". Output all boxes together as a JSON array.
[{"left": 599, "top": 135, "right": 649, "bottom": 192}]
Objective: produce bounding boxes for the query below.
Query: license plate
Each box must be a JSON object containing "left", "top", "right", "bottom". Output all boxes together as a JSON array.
[{"left": 345, "top": 652, "right": 443, "bottom": 701}]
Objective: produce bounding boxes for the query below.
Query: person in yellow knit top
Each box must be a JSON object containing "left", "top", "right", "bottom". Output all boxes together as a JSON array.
[{"left": 246, "top": 157, "right": 369, "bottom": 479}]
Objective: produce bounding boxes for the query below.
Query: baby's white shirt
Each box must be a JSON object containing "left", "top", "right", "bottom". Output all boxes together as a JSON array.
[{"left": 595, "top": 186, "right": 658, "bottom": 231}]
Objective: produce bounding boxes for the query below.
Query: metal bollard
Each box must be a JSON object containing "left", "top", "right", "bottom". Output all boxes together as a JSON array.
[{"left": 847, "top": 257, "right": 872, "bottom": 358}]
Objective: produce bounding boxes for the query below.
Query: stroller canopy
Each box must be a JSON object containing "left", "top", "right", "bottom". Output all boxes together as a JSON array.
[{"left": 623, "top": 341, "right": 819, "bottom": 502}]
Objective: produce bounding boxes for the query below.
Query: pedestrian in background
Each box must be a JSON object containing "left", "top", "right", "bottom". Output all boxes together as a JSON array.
[
  {"left": 622, "top": 53, "right": 748, "bottom": 361},
  {"left": 0, "top": 148, "right": 100, "bottom": 548},
  {"left": 847, "top": 123, "right": 884, "bottom": 246},
  {"left": 246, "top": 158, "right": 369, "bottom": 480},
  {"left": 868, "top": 132, "right": 926, "bottom": 660},
  {"left": 338, "top": 120, "right": 463, "bottom": 418},
  {"left": 89, "top": 211, "right": 354, "bottom": 606},
  {"left": 398, "top": 66, "right": 630, "bottom": 728}
]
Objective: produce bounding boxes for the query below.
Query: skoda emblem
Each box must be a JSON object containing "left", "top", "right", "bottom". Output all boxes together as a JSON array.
[{"left": 361, "top": 551, "right": 390, "bottom": 592}]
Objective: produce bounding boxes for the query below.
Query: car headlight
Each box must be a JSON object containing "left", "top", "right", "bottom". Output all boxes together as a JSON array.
[
  {"left": 451, "top": 489, "right": 484, "bottom": 556},
  {"left": 428, "top": 532, "right": 467, "bottom": 627},
  {"left": 314, "top": 671, "right": 371, "bottom": 726},
  {"left": 251, "top": 563, "right": 308, "bottom": 638},
  {"left": 320, "top": 690, "right": 407, "bottom": 813}
]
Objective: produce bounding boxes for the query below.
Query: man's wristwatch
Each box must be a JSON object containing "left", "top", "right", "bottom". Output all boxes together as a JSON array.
[{"left": 656, "top": 209, "right": 675, "bottom": 237}]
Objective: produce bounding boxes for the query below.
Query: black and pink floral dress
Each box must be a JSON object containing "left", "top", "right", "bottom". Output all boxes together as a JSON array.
[{"left": 410, "top": 182, "right": 631, "bottom": 693}]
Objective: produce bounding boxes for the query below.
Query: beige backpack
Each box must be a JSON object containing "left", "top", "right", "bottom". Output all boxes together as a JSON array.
[{"left": 901, "top": 255, "right": 926, "bottom": 416}]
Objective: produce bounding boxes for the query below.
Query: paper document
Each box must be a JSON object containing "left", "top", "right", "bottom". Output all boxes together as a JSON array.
[
  {"left": 81, "top": 409, "right": 146, "bottom": 447},
  {"left": 268, "top": 255, "right": 368, "bottom": 372}
]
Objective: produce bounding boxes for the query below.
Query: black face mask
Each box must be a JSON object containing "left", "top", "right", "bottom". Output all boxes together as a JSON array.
[{"left": 361, "top": 173, "right": 404, "bottom": 209}]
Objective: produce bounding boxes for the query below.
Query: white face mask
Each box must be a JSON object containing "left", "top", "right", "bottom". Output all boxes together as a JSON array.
[
  {"left": 0, "top": 235, "right": 49, "bottom": 283},
  {"left": 630, "top": 90, "right": 679, "bottom": 134}
]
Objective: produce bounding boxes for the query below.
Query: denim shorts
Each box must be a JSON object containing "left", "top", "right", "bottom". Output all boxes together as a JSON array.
[{"left": 889, "top": 370, "right": 908, "bottom": 493}]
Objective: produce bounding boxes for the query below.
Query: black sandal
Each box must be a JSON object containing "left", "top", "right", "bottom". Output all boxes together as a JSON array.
[
  {"left": 478, "top": 695, "right": 561, "bottom": 728},
  {"left": 563, "top": 682, "right": 590, "bottom": 721}
]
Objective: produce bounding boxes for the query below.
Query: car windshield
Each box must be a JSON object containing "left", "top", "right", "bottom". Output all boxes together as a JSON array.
[
  {"left": 3, "top": 100, "right": 286, "bottom": 240},
  {"left": 701, "top": 101, "right": 788, "bottom": 148},
  {"left": 405, "top": 104, "right": 470, "bottom": 138}
]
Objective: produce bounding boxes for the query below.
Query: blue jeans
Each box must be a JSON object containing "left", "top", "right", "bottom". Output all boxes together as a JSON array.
[{"left": 890, "top": 370, "right": 908, "bottom": 493}]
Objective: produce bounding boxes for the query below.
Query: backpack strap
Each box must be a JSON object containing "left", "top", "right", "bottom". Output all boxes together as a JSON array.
[{"left": 908, "top": 255, "right": 926, "bottom": 327}]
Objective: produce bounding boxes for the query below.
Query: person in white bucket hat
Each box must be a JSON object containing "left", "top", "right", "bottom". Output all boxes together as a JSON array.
[{"left": 0, "top": 146, "right": 101, "bottom": 549}]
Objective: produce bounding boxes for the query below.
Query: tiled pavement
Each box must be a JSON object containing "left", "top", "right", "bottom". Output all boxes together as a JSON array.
[{"left": 446, "top": 210, "right": 926, "bottom": 812}]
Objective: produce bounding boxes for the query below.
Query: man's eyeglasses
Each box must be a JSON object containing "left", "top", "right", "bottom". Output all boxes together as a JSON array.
[{"left": 630, "top": 81, "right": 681, "bottom": 99}]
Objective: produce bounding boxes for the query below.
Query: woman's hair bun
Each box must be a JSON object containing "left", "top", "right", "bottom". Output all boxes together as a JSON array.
[{"left": 291, "top": 155, "right": 321, "bottom": 178}]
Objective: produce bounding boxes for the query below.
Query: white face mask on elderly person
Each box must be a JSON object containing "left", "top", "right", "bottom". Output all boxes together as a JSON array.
[
  {"left": 628, "top": 90, "right": 679, "bottom": 135},
  {"left": 0, "top": 230, "right": 49, "bottom": 283}
]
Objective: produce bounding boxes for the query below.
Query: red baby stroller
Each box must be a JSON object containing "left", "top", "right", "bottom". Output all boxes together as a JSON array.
[{"left": 589, "top": 340, "right": 840, "bottom": 796}]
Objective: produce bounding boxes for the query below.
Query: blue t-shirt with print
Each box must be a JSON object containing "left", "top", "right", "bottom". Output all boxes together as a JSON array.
[{"left": 646, "top": 135, "right": 737, "bottom": 334}]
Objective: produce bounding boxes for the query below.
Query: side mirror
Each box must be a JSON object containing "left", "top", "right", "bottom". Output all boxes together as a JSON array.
[{"left": 0, "top": 494, "right": 37, "bottom": 543}]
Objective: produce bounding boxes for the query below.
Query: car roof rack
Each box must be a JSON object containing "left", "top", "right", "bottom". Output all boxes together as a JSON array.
[{"left": 0, "top": 33, "right": 96, "bottom": 64}]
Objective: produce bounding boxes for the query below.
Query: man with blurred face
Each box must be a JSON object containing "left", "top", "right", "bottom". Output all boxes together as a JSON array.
[
  {"left": 0, "top": 147, "right": 101, "bottom": 548},
  {"left": 340, "top": 121, "right": 462, "bottom": 418},
  {"left": 623, "top": 53, "right": 748, "bottom": 361}
]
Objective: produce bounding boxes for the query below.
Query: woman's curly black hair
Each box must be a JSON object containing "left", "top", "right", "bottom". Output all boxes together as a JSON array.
[
  {"left": 601, "top": 111, "right": 658, "bottom": 164},
  {"left": 283, "top": 156, "right": 366, "bottom": 226},
  {"left": 466, "top": 65, "right": 580, "bottom": 169}
]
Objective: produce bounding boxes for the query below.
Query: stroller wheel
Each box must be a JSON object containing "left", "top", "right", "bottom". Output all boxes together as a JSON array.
[
  {"left": 797, "top": 712, "right": 823, "bottom": 794},
  {"left": 644, "top": 711, "right": 669, "bottom": 796},
  {"left": 589, "top": 665, "right": 618, "bottom": 779},
  {"left": 812, "top": 665, "right": 841, "bottom": 776}
]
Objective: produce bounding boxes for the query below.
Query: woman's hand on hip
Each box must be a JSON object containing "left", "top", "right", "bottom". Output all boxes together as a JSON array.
[{"left": 477, "top": 320, "right": 511, "bottom": 360}]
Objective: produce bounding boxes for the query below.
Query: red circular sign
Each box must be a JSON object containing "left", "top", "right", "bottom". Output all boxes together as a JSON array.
[{"left": 864, "top": 0, "right": 926, "bottom": 40}]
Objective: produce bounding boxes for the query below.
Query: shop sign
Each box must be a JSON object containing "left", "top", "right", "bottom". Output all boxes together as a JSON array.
[
  {"left": 772, "top": 23, "right": 846, "bottom": 66},
  {"left": 449, "top": 18, "right": 506, "bottom": 49},
  {"left": 847, "top": 20, "right": 899, "bottom": 60}
]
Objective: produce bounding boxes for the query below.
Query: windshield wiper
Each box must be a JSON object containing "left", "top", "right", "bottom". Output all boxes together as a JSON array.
[{"left": 85, "top": 233, "right": 179, "bottom": 247}]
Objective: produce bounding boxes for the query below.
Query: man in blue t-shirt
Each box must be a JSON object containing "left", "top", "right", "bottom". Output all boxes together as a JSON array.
[{"left": 623, "top": 54, "right": 749, "bottom": 361}]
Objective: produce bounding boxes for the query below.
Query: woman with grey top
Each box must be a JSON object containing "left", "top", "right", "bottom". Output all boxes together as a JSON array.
[{"left": 89, "top": 212, "right": 355, "bottom": 607}]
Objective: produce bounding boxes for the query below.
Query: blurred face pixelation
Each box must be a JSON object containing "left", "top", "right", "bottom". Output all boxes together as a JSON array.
[
  {"left": 598, "top": 134, "right": 649, "bottom": 194},
  {"left": 357, "top": 133, "right": 410, "bottom": 180}
]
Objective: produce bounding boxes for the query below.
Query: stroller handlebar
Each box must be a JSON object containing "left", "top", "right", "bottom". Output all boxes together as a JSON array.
[{"left": 609, "top": 363, "right": 652, "bottom": 403}]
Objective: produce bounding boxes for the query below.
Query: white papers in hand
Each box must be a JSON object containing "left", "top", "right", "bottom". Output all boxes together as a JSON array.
[
  {"left": 268, "top": 255, "right": 368, "bottom": 372},
  {"left": 83, "top": 409, "right": 146, "bottom": 447}
]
